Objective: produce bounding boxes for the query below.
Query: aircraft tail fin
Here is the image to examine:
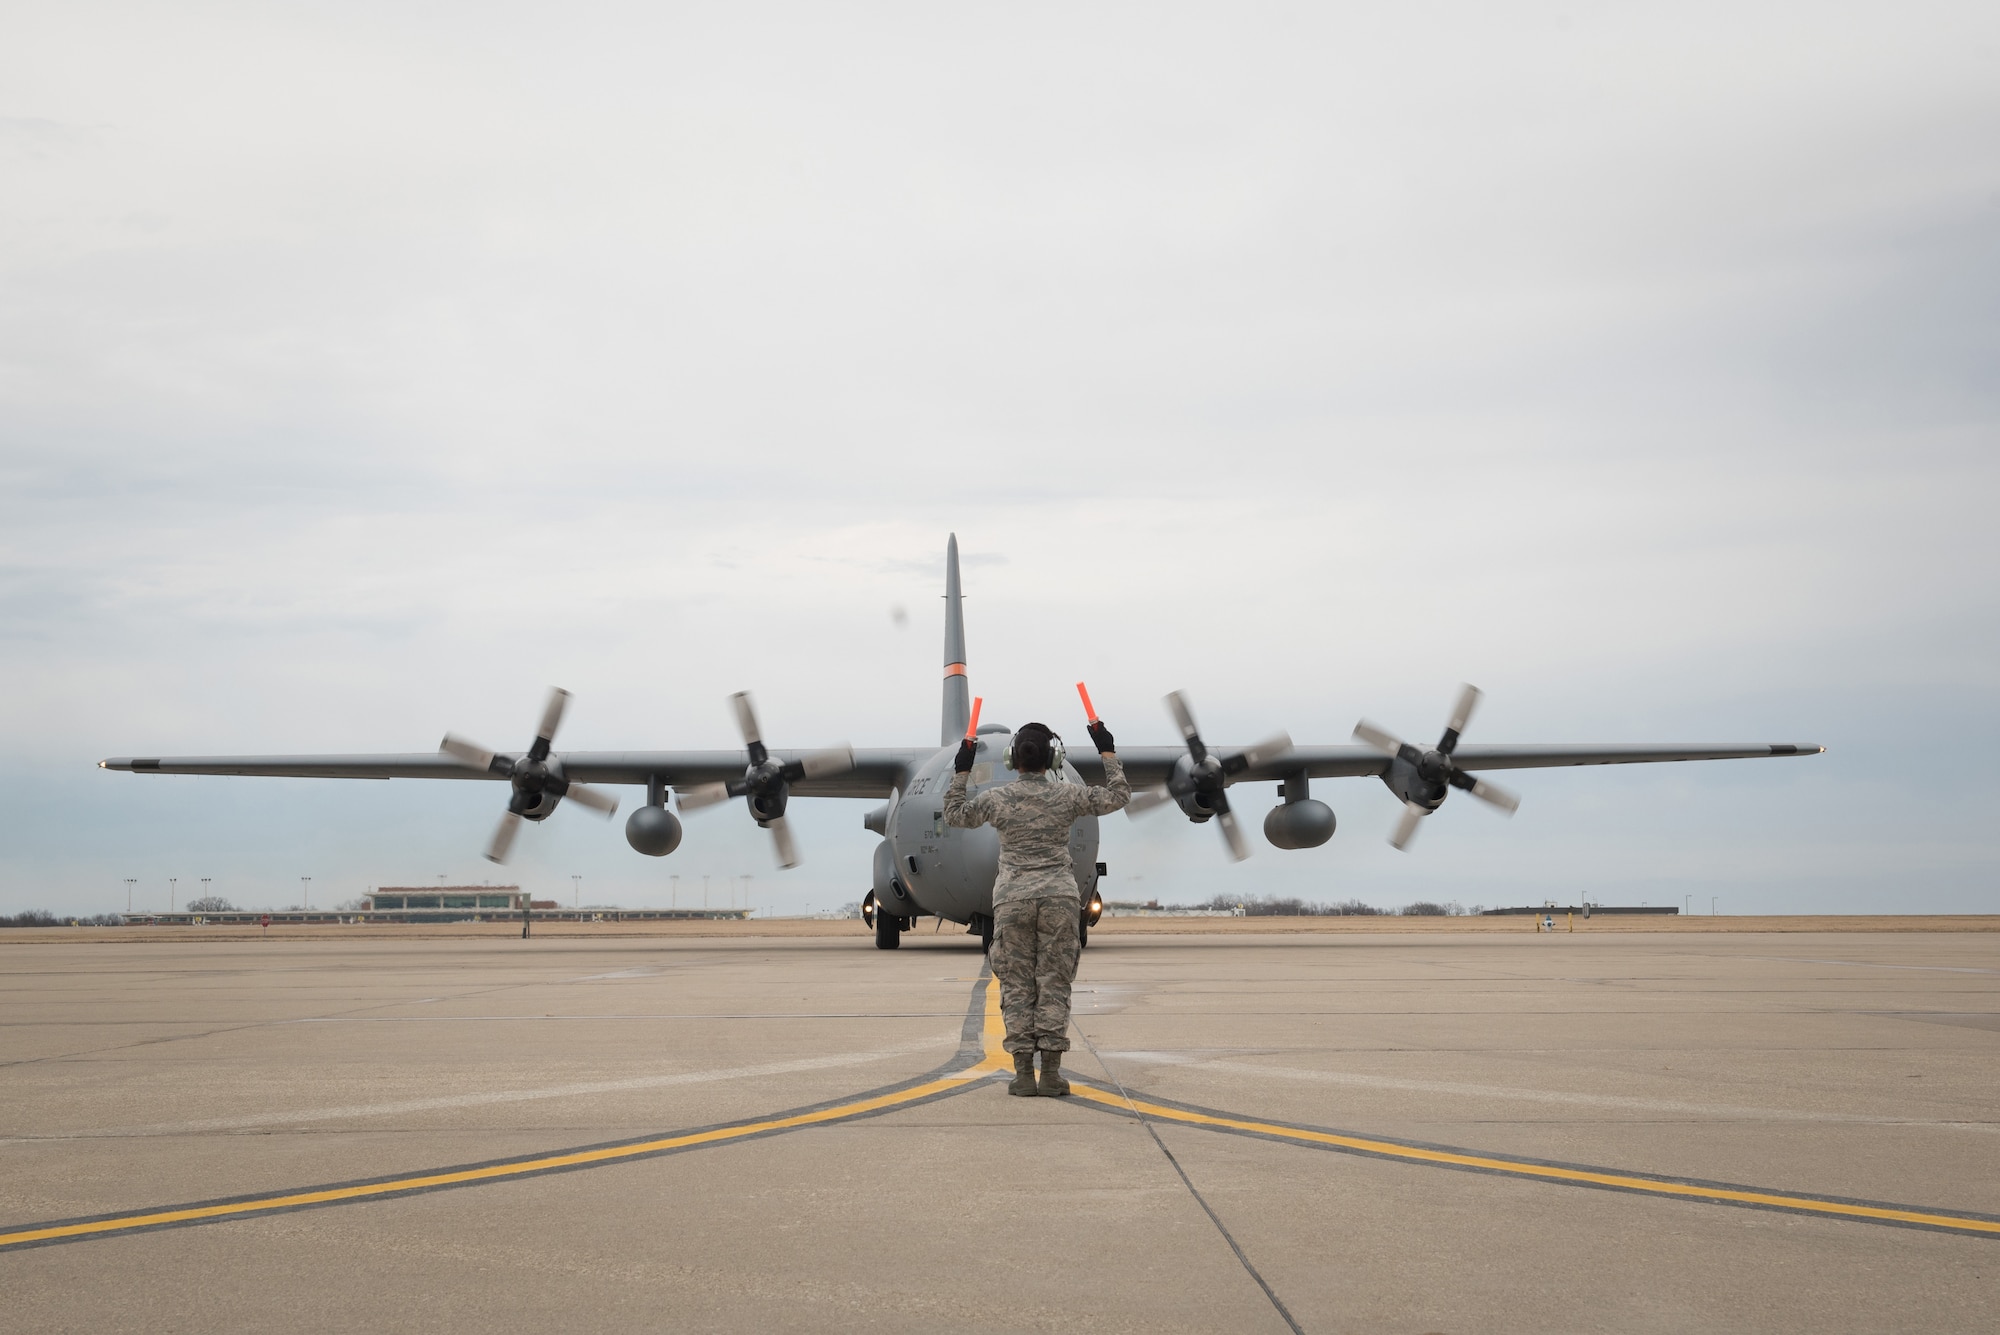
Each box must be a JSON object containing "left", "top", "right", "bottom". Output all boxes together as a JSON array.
[{"left": 941, "top": 534, "right": 970, "bottom": 746}]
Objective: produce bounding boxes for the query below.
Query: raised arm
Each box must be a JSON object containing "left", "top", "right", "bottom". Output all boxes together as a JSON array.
[
  {"left": 1076, "top": 751, "right": 1130, "bottom": 816},
  {"left": 1076, "top": 718, "right": 1130, "bottom": 815},
  {"left": 942, "top": 737, "right": 991, "bottom": 828}
]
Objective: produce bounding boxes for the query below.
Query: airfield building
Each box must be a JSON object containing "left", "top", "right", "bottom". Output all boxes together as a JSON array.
[{"left": 366, "top": 886, "right": 530, "bottom": 916}]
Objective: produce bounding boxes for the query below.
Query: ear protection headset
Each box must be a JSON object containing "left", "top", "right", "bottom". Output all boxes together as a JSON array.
[{"left": 1002, "top": 723, "right": 1065, "bottom": 776}]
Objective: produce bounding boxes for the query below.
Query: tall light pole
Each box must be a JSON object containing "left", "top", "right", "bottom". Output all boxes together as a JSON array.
[
  {"left": 742, "top": 874, "right": 753, "bottom": 916},
  {"left": 671, "top": 874, "right": 679, "bottom": 910},
  {"left": 1712, "top": 896, "right": 1718, "bottom": 916},
  {"left": 1685, "top": 894, "right": 1691, "bottom": 917},
  {"left": 301, "top": 877, "right": 312, "bottom": 909},
  {"left": 169, "top": 878, "right": 177, "bottom": 912},
  {"left": 703, "top": 875, "right": 710, "bottom": 910},
  {"left": 202, "top": 878, "right": 212, "bottom": 908},
  {"left": 123, "top": 878, "right": 135, "bottom": 914}
]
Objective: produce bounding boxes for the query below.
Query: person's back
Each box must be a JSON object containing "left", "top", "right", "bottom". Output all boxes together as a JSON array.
[
  {"left": 970, "top": 769, "right": 1109, "bottom": 888},
  {"left": 944, "top": 719, "right": 1127, "bottom": 1096}
]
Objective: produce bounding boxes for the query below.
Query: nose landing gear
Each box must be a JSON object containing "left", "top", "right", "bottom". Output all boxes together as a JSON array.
[
  {"left": 965, "top": 913, "right": 994, "bottom": 954},
  {"left": 863, "top": 889, "right": 909, "bottom": 950}
]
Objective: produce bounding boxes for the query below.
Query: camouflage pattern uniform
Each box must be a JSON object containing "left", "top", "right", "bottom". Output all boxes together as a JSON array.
[{"left": 944, "top": 754, "right": 1129, "bottom": 1053}]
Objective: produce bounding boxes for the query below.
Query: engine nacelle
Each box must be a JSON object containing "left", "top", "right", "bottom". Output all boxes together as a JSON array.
[
  {"left": 742, "top": 758, "right": 791, "bottom": 823},
  {"left": 509, "top": 759, "right": 564, "bottom": 820},
  {"left": 625, "top": 805, "right": 684, "bottom": 856},
  {"left": 1382, "top": 751, "right": 1447, "bottom": 808},
  {"left": 1264, "top": 799, "right": 1336, "bottom": 850},
  {"left": 1169, "top": 753, "right": 1222, "bottom": 822}
]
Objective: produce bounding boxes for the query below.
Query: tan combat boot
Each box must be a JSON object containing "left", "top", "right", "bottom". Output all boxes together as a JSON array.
[
  {"left": 1008, "top": 1050, "right": 1038, "bottom": 1096},
  {"left": 1037, "top": 1050, "right": 1070, "bottom": 1097}
]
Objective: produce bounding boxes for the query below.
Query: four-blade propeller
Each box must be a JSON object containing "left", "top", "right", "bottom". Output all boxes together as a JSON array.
[
  {"left": 1127, "top": 690, "right": 1292, "bottom": 862},
  {"left": 1352, "top": 683, "right": 1519, "bottom": 850},
  {"left": 676, "top": 691, "right": 854, "bottom": 869},
  {"left": 440, "top": 687, "right": 620, "bottom": 864}
]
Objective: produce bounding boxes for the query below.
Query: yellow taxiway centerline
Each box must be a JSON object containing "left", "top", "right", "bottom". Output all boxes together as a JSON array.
[
  {"left": 1, "top": 1077, "right": 964, "bottom": 1249},
  {"left": 0, "top": 979, "right": 1011, "bottom": 1252},
  {"left": 1064, "top": 1083, "right": 2000, "bottom": 1238}
]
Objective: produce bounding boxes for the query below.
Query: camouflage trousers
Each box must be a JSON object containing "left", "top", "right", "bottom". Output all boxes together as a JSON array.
[{"left": 992, "top": 895, "right": 1080, "bottom": 1054}]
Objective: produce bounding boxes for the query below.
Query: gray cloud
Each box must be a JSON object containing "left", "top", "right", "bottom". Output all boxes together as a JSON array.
[{"left": 3, "top": 2, "right": 1996, "bottom": 914}]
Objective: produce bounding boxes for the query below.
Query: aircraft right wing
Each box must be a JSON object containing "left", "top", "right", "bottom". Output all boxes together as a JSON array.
[{"left": 99, "top": 749, "right": 926, "bottom": 799}]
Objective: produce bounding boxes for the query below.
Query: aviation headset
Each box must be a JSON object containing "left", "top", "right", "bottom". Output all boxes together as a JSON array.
[{"left": 1003, "top": 722, "right": 1065, "bottom": 776}]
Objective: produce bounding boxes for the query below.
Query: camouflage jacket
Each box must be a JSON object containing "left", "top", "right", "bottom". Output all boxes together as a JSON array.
[{"left": 944, "top": 753, "right": 1129, "bottom": 905}]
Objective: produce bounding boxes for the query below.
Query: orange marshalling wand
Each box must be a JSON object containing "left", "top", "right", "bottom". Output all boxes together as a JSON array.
[
  {"left": 964, "top": 696, "right": 984, "bottom": 741},
  {"left": 1075, "top": 682, "right": 1098, "bottom": 723}
]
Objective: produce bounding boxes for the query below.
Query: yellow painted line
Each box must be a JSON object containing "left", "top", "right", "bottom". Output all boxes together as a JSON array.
[
  {"left": 1, "top": 976, "right": 1011, "bottom": 1252},
  {"left": 984, "top": 967, "right": 1005, "bottom": 1057},
  {"left": 1066, "top": 1084, "right": 2000, "bottom": 1238},
  {"left": 942, "top": 970, "right": 1008, "bottom": 1079},
  {"left": 21, "top": 969, "right": 1986, "bottom": 1249}
]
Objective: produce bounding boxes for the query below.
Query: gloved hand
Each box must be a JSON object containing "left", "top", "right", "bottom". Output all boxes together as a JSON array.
[
  {"left": 954, "top": 738, "right": 977, "bottom": 773},
  {"left": 1087, "top": 720, "right": 1114, "bottom": 754}
]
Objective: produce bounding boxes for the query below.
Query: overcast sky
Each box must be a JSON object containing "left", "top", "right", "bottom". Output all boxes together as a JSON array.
[{"left": 4, "top": 2, "right": 1996, "bottom": 917}]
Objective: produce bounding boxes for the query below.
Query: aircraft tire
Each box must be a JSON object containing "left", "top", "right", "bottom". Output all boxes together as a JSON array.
[
  {"left": 875, "top": 911, "right": 901, "bottom": 950},
  {"left": 1078, "top": 920, "right": 1089, "bottom": 950}
]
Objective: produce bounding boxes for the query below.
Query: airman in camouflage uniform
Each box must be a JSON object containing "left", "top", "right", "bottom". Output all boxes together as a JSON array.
[{"left": 944, "top": 718, "right": 1127, "bottom": 1095}]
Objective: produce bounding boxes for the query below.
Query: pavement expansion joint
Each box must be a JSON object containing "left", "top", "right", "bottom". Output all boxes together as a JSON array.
[{"left": 4, "top": 966, "right": 1998, "bottom": 1252}]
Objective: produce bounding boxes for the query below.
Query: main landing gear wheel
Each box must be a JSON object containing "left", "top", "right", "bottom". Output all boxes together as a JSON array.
[
  {"left": 1079, "top": 919, "right": 1089, "bottom": 949},
  {"left": 875, "top": 911, "right": 900, "bottom": 950},
  {"left": 980, "top": 919, "right": 994, "bottom": 955}
]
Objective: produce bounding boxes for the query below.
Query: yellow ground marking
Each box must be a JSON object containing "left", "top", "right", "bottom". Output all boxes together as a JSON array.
[
  {"left": 983, "top": 968, "right": 1006, "bottom": 1057},
  {"left": 9, "top": 972, "right": 1994, "bottom": 1247},
  {"left": 1065, "top": 1083, "right": 2000, "bottom": 1237},
  {"left": 941, "top": 969, "right": 1008, "bottom": 1080},
  {"left": 0, "top": 977, "right": 1011, "bottom": 1252}
]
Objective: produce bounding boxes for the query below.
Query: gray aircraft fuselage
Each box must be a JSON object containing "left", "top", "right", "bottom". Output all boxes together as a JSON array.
[{"left": 874, "top": 733, "right": 1101, "bottom": 926}]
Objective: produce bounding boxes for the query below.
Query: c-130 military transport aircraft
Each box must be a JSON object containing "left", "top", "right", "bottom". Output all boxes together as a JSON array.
[{"left": 102, "top": 536, "right": 1822, "bottom": 951}]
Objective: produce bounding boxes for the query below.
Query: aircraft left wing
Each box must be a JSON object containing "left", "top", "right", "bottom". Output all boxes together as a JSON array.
[
  {"left": 1071, "top": 746, "right": 1385, "bottom": 788},
  {"left": 1439, "top": 742, "right": 1822, "bottom": 771},
  {"left": 99, "top": 750, "right": 927, "bottom": 799},
  {"left": 1074, "top": 742, "right": 1822, "bottom": 789}
]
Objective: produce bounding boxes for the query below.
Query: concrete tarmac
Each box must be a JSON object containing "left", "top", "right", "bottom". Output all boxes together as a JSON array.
[{"left": 2, "top": 929, "right": 1996, "bottom": 1332}]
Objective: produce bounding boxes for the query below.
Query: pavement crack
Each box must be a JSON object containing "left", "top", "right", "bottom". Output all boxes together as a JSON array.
[{"left": 1075, "top": 1026, "right": 1305, "bottom": 1335}]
